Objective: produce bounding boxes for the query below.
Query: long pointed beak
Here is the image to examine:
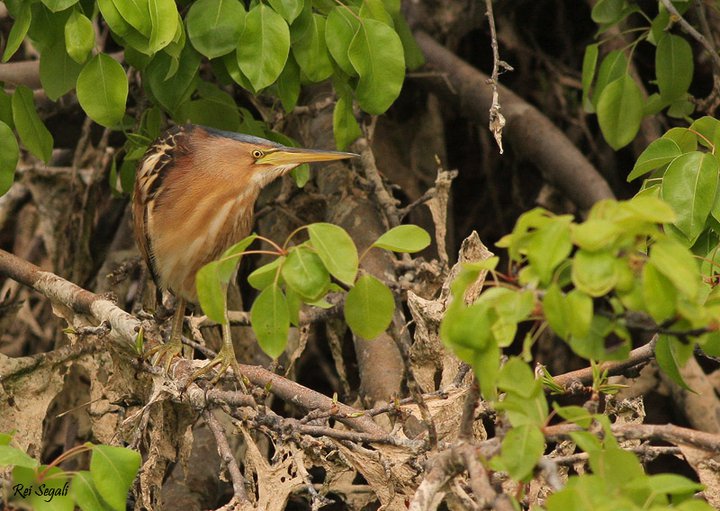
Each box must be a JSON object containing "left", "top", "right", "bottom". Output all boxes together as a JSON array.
[{"left": 256, "top": 147, "right": 358, "bottom": 166}]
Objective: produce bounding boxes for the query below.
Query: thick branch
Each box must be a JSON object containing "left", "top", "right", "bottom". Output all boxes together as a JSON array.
[
  {"left": 0, "top": 249, "right": 383, "bottom": 435},
  {"left": 413, "top": 31, "right": 615, "bottom": 211}
]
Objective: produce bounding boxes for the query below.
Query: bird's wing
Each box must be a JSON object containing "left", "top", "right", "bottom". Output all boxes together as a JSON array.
[{"left": 132, "top": 125, "right": 190, "bottom": 287}]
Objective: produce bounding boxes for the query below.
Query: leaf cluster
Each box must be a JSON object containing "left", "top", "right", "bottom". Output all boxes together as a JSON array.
[
  {"left": 546, "top": 416, "right": 710, "bottom": 511},
  {"left": 441, "top": 195, "right": 720, "bottom": 398},
  {"left": 0, "top": 0, "right": 423, "bottom": 198},
  {"left": 0, "top": 432, "right": 141, "bottom": 511},
  {"left": 196, "top": 223, "right": 430, "bottom": 358},
  {"left": 583, "top": 0, "right": 695, "bottom": 149}
]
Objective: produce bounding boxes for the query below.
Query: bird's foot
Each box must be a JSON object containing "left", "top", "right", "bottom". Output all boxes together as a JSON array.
[
  {"left": 144, "top": 339, "right": 183, "bottom": 373},
  {"left": 189, "top": 342, "right": 243, "bottom": 386}
]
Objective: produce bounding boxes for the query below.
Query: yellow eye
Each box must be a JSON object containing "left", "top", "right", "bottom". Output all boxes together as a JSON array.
[{"left": 252, "top": 149, "right": 264, "bottom": 159}]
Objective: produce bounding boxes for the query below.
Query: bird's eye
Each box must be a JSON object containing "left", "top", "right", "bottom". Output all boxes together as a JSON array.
[{"left": 252, "top": 149, "right": 264, "bottom": 159}]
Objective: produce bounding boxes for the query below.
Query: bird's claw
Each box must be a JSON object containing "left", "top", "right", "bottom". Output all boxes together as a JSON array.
[
  {"left": 145, "top": 340, "right": 183, "bottom": 373},
  {"left": 189, "top": 342, "right": 242, "bottom": 386}
]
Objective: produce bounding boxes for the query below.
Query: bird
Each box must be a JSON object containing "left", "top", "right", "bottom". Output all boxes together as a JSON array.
[{"left": 132, "top": 124, "right": 357, "bottom": 379}]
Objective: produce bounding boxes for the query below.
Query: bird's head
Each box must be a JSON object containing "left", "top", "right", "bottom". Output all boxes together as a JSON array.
[{"left": 190, "top": 125, "right": 357, "bottom": 189}]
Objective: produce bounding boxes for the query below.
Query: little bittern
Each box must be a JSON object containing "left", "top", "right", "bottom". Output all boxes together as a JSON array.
[{"left": 133, "top": 124, "right": 356, "bottom": 377}]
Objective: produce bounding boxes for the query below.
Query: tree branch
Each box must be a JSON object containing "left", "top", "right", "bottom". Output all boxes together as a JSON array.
[{"left": 413, "top": 31, "right": 615, "bottom": 211}]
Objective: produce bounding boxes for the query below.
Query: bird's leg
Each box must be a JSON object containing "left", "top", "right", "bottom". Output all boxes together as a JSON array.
[
  {"left": 145, "top": 296, "right": 186, "bottom": 372},
  {"left": 190, "top": 312, "right": 243, "bottom": 385}
]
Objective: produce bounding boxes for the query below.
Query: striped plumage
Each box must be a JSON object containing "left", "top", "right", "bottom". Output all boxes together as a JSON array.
[
  {"left": 134, "top": 125, "right": 266, "bottom": 302},
  {"left": 132, "top": 123, "right": 356, "bottom": 374}
]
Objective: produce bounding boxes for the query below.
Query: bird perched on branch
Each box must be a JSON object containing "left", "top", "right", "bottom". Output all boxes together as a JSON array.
[{"left": 133, "top": 124, "right": 356, "bottom": 378}]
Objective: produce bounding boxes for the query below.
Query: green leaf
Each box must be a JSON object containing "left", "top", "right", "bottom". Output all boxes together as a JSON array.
[
  {"left": 441, "top": 303, "right": 495, "bottom": 355},
  {"left": 39, "top": 41, "right": 83, "bottom": 101},
  {"left": 497, "top": 357, "right": 539, "bottom": 398},
  {"left": 277, "top": 54, "right": 301, "bottom": 111},
  {"left": 627, "top": 138, "right": 682, "bottom": 182},
  {"left": 581, "top": 43, "right": 598, "bottom": 112},
  {"left": 344, "top": 274, "right": 394, "bottom": 339},
  {"left": 0, "top": 122, "right": 19, "bottom": 196},
  {"left": 112, "top": 0, "right": 151, "bottom": 37},
  {"left": 661, "top": 151, "right": 718, "bottom": 244},
  {"left": 359, "top": 0, "right": 393, "bottom": 26},
  {"left": 542, "top": 286, "right": 593, "bottom": 340},
  {"left": 147, "top": 0, "right": 178, "bottom": 53},
  {"left": 3, "top": 3, "right": 31, "bottom": 62},
  {"left": 217, "top": 234, "right": 257, "bottom": 282},
  {"left": 348, "top": 18, "right": 405, "bottom": 114},
  {"left": 472, "top": 340, "right": 500, "bottom": 401},
  {"left": 12, "top": 465, "right": 73, "bottom": 511},
  {"left": 690, "top": 116, "right": 720, "bottom": 151},
  {"left": 526, "top": 219, "right": 572, "bottom": 285},
  {"left": 542, "top": 285, "right": 570, "bottom": 339},
  {"left": 146, "top": 44, "right": 200, "bottom": 112},
  {"left": 642, "top": 263, "right": 677, "bottom": 323},
  {"left": 667, "top": 96, "right": 694, "bottom": 119},
  {"left": 65, "top": 10, "right": 95, "bottom": 63},
  {"left": 269, "top": 0, "right": 303, "bottom": 24},
  {"left": 569, "top": 315, "right": 630, "bottom": 361},
  {"left": 291, "top": 164, "right": 310, "bottom": 188},
  {"left": 493, "top": 425, "right": 544, "bottom": 481},
  {"left": 90, "top": 445, "right": 141, "bottom": 511},
  {"left": 656, "top": 33, "right": 693, "bottom": 102},
  {"left": 0, "top": 445, "right": 39, "bottom": 468},
  {"left": 292, "top": 13, "right": 333, "bottom": 82},
  {"left": 77, "top": 54, "right": 128, "bottom": 128},
  {"left": 372, "top": 225, "right": 430, "bottom": 253},
  {"left": 596, "top": 74, "right": 644, "bottom": 149},
  {"left": 593, "top": 50, "right": 627, "bottom": 107},
  {"left": 553, "top": 404, "right": 593, "bottom": 428},
  {"left": 71, "top": 471, "right": 110, "bottom": 511},
  {"left": 325, "top": 6, "right": 360, "bottom": 76},
  {"left": 41, "top": 0, "right": 79, "bottom": 11},
  {"left": 392, "top": 13, "right": 424, "bottom": 70},
  {"left": 663, "top": 127, "right": 698, "bottom": 153},
  {"left": 196, "top": 261, "right": 226, "bottom": 323},
  {"left": 251, "top": 283, "right": 290, "bottom": 358},
  {"left": 588, "top": 447, "right": 644, "bottom": 487},
  {"left": 281, "top": 246, "right": 331, "bottom": 301},
  {"left": 12, "top": 86, "right": 53, "bottom": 163},
  {"left": 643, "top": 474, "right": 704, "bottom": 496},
  {"left": 186, "top": 0, "right": 246, "bottom": 59},
  {"left": 175, "top": 98, "right": 237, "bottom": 130},
  {"left": 0, "top": 89, "right": 13, "bottom": 130},
  {"left": 656, "top": 334, "right": 694, "bottom": 391},
  {"left": 175, "top": 82, "right": 240, "bottom": 131},
  {"left": 571, "top": 249, "right": 618, "bottom": 297},
  {"left": 571, "top": 219, "right": 620, "bottom": 251},
  {"left": 308, "top": 222, "right": 358, "bottom": 286},
  {"left": 591, "top": 0, "right": 628, "bottom": 24},
  {"left": 649, "top": 238, "right": 699, "bottom": 299},
  {"left": 333, "top": 90, "right": 361, "bottom": 151},
  {"left": 248, "top": 257, "right": 284, "bottom": 290},
  {"left": 236, "top": 4, "right": 290, "bottom": 90},
  {"left": 567, "top": 290, "right": 593, "bottom": 339}
]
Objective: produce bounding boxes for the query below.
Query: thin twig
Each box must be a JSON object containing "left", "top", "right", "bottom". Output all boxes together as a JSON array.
[
  {"left": 203, "top": 409, "right": 249, "bottom": 503},
  {"left": 458, "top": 378, "right": 480, "bottom": 440},
  {"left": 551, "top": 337, "right": 657, "bottom": 389},
  {"left": 544, "top": 422, "right": 720, "bottom": 453},
  {"left": 485, "top": 0, "right": 511, "bottom": 153}
]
